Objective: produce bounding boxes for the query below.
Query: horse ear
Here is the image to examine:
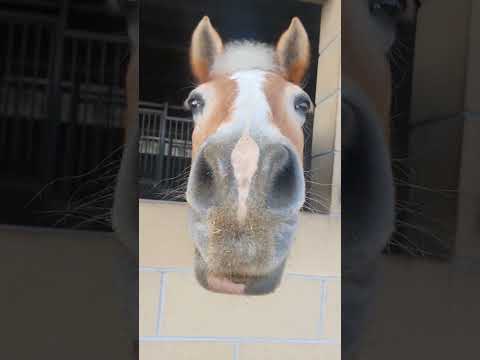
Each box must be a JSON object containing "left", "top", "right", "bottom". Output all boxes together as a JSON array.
[
  {"left": 190, "top": 16, "right": 223, "bottom": 83},
  {"left": 276, "top": 17, "right": 310, "bottom": 84}
]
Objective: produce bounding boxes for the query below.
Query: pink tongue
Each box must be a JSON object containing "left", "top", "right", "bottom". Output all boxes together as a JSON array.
[{"left": 207, "top": 275, "right": 246, "bottom": 294}]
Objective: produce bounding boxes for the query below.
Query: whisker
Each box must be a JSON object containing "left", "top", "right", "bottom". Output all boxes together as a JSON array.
[{"left": 25, "top": 145, "right": 124, "bottom": 208}]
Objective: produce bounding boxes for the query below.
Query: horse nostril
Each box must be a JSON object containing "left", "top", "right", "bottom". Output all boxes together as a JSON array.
[
  {"left": 189, "top": 151, "right": 216, "bottom": 209},
  {"left": 266, "top": 145, "right": 303, "bottom": 210}
]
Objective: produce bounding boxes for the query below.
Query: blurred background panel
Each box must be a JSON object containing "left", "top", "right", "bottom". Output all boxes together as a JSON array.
[{"left": 0, "top": 0, "right": 129, "bottom": 230}]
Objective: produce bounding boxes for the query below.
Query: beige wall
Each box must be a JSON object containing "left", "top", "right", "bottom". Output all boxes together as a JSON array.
[
  {"left": 139, "top": 200, "right": 340, "bottom": 360},
  {"left": 311, "top": 0, "right": 341, "bottom": 214}
]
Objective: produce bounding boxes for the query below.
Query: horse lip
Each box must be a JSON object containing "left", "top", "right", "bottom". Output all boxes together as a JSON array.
[{"left": 206, "top": 275, "right": 246, "bottom": 295}]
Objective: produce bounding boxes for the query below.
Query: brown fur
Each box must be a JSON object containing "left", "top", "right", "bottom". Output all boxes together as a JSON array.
[
  {"left": 191, "top": 76, "right": 237, "bottom": 157},
  {"left": 263, "top": 73, "right": 305, "bottom": 160},
  {"left": 206, "top": 205, "right": 276, "bottom": 277}
]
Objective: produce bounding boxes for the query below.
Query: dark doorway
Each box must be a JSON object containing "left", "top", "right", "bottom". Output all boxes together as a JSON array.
[{"left": 0, "top": 0, "right": 129, "bottom": 230}]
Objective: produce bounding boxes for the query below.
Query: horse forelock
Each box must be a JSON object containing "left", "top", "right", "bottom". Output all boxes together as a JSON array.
[{"left": 210, "top": 41, "right": 282, "bottom": 77}]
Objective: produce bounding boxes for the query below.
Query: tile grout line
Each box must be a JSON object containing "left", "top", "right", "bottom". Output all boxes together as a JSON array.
[
  {"left": 315, "top": 88, "right": 339, "bottom": 106},
  {"left": 139, "top": 336, "right": 340, "bottom": 345},
  {"left": 233, "top": 343, "right": 240, "bottom": 360},
  {"left": 318, "top": 33, "right": 340, "bottom": 56},
  {"left": 154, "top": 272, "right": 167, "bottom": 336},
  {"left": 140, "top": 266, "right": 340, "bottom": 281},
  {"left": 317, "top": 279, "right": 328, "bottom": 337},
  {"left": 141, "top": 266, "right": 193, "bottom": 273},
  {"left": 287, "top": 273, "right": 340, "bottom": 281}
]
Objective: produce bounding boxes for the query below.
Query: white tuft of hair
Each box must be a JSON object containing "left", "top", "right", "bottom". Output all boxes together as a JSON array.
[{"left": 211, "top": 41, "right": 282, "bottom": 76}]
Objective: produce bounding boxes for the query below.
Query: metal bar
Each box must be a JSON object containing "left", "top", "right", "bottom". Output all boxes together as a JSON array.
[
  {"left": 151, "top": 112, "right": 156, "bottom": 177},
  {"left": 151, "top": 112, "right": 157, "bottom": 177},
  {"left": 1, "top": 76, "right": 125, "bottom": 93},
  {"left": 69, "top": 38, "right": 79, "bottom": 124},
  {"left": 0, "top": 0, "right": 56, "bottom": 7},
  {"left": 147, "top": 113, "right": 153, "bottom": 177},
  {"left": 113, "top": 42, "right": 121, "bottom": 89},
  {"left": 44, "top": 0, "right": 70, "bottom": 184},
  {"left": 155, "top": 102, "right": 168, "bottom": 183},
  {"left": 44, "top": 26, "right": 55, "bottom": 119},
  {"left": 105, "top": 44, "right": 114, "bottom": 153},
  {"left": 65, "top": 29, "right": 128, "bottom": 44},
  {"left": 91, "top": 40, "right": 103, "bottom": 167},
  {"left": 154, "top": 109, "right": 160, "bottom": 178},
  {"left": 164, "top": 115, "right": 192, "bottom": 123},
  {"left": 141, "top": 103, "right": 184, "bottom": 111},
  {"left": 0, "top": 10, "right": 57, "bottom": 23},
  {"left": 2, "top": 22, "right": 14, "bottom": 114},
  {"left": 92, "top": 94, "right": 103, "bottom": 165},
  {"left": 27, "top": 23, "right": 42, "bottom": 162},
  {"left": 79, "top": 39, "right": 90, "bottom": 173},
  {"left": 140, "top": 101, "right": 185, "bottom": 110},
  {"left": 140, "top": 112, "right": 145, "bottom": 175},
  {"left": 166, "top": 106, "right": 174, "bottom": 187},
  {"left": 1, "top": 22, "right": 14, "bottom": 152},
  {"left": 182, "top": 115, "right": 188, "bottom": 158},
  {"left": 100, "top": 40, "right": 106, "bottom": 85},
  {"left": 140, "top": 112, "right": 147, "bottom": 177},
  {"left": 139, "top": 112, "right": 143, "bottom": 173},
  {"left": 84, "top": 39, "right": 92, "bottom": 85},
  {"left": 174, "top": 117, "right": 180, "bottom": 187},
  {"left": 12, "top": 22, "right": 28, "bottom": 163},
  {"left": 64, "top": 37, "right": 78, "bottom": 190},
  {"left": 146, "top": 111, "right": 151, "bottom": 175}
]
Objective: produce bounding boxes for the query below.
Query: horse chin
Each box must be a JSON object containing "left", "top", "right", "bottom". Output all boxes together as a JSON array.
[
  {"left": 187, "top": 205, "right": 297, "bottom": 295},
  {"left": 193, "top": 249, "right": 287, "bottom": 295}
]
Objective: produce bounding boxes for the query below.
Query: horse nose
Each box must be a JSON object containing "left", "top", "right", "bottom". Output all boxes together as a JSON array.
[
  {"left": 187, "top": 134, "right": 261, "bottom": 212},
  {"left": 187, "top": 145, "right": 221, "bottom": 210},
  {"left": 187, "top": 136, "right": 304, "bottom": 213},
  {"left": 262, "top": 144, "right": 305, "bottom": 211}
]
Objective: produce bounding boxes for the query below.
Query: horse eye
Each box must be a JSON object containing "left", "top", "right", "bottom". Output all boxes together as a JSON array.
[
  {"left": 294, "top": 96, "right": 312, "bottom": 115},
  {"left": 186, "top": 94, "right": 205, "bottom": 114},
  {"left": 369, "top": 0, "right": 405, "bottom": 17}
]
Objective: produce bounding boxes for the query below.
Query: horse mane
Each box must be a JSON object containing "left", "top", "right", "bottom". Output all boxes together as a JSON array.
[{"left": 210, "top": 41, "right": 282, "bottom": 76}]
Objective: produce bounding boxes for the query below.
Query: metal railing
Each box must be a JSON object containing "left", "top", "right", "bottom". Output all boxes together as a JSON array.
[
  {"left": 0, "top": 3, "right": 129, "bottom": 229},
  {"left": 139, "top": 101, "right": 193, "bottom": 200},
  {"left": 0, "top": 10, "right": 128, "bottom": 179},
  {"left": 138, "top": 101, "right": 315, "bottom": 204}
]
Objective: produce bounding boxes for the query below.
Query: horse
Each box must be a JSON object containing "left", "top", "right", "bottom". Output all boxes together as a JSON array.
[
  {"left": 342, "top": 0, "right": 419, "bottom": 357},
  {"left": 184, "top": 16, "right": 313, "bottom": 295}
]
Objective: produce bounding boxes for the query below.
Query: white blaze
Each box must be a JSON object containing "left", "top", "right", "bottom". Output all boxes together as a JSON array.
[
  {"left": 227, "top": 70, "right": 271, "bottom": 221},
  {"left": 231, "top": 133, "right": 259, "bottom": 222},
  {"left": 224, "top": 70, "right": 284, "bottom": 222}
]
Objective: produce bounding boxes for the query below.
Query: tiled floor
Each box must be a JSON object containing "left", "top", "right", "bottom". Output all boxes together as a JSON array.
[{"left": 139, "top": 200, "right": 341, "bottom": 360}]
